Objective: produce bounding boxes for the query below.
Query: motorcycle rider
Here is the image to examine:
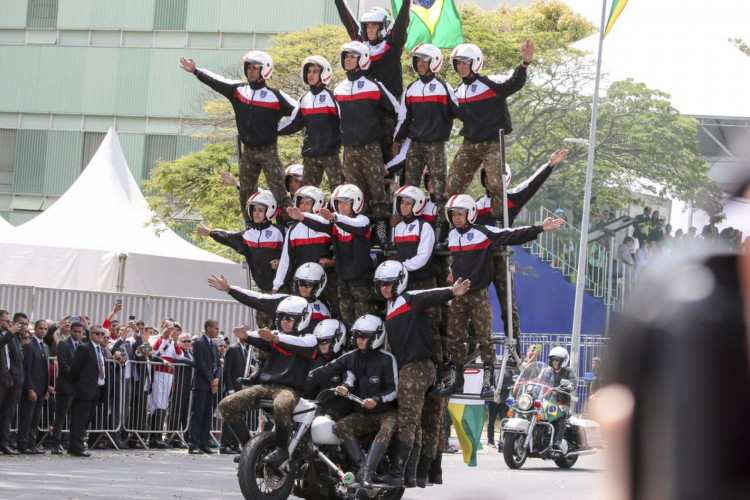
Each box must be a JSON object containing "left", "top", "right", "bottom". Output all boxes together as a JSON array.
[
  {"left": 307, "top": 315, "right": 399, "bottom": 489},
  {"left": 217, "top": 296, "right": 317, "bottom": 468},
  {"left": 305, "top": 319, "right": 353, "bottom": 420},
  {"left": 543, "top": 346, "right": 577, "bottom": 452}
]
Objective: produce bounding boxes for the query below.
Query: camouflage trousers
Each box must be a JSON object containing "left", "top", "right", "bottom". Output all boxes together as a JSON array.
[
  {"left": 334, "top": 409, "right": 398, "bottom": 445},
  {"left": 405, "top": 141, "right": 448, "bottom": 223},
  {"left": 323, "top": 267, "right": 341, "bottom": 320},
  {"left": 446, "top": 138, "right": 506, "bottom": 220},
  {"left": 255, "top": 288, "right": 276, "bottom": 330},
  {"left": 379, "top": 111, "right": 397, "bottom": 164},
  {"left": 407, "top": 276, "right": 443, "bottom": 363},
  {"left": 396, "top": 358, "right": 435, "bottom": 446},
  {"left": 342, "top": 142, "right": 389, "bottom": 219},
  {"left": 239, "top": 143, "right": 292, "bottom": 225},
  {"left": 448, "top": 287, "right": 495, "bottom": 364},
  {"left": 492, "top": 251, "right": 521, "bottom": 339},
  {"left": 302, "top": 154, "right": 344, "bottom": 189},
  {"left": 338, "top": 275, "right": 379, "bottom": 331},
  {"left": 420, "top": 396, "right": 449, "bottom": 459},
  {"left": 218, "top": 383, "right": 299, "bottom": 428}
]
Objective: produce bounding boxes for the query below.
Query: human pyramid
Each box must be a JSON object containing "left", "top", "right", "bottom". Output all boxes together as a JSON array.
[{"left": 181, "top": 1, "right": 567, "bottom": 491}]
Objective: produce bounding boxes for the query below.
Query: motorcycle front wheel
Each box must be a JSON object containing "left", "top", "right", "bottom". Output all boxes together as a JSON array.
[
  {"left": 502, "top": 433, "right": 528, "bottom": 469},
  {"left": 238, "top": 431, "right": 297, "bottom": 500}
]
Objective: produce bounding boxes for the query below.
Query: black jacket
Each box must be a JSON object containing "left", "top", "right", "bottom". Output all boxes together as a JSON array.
[
  {"left": 5, "top": 333, "right": 24, "bottom": 386},
  {"left": 0, "top": 332, "right": 11, "bottom": 387},
  {"left": 22, "top": 338, "right": 49, "bottom": 396},
  {"left": 394, "top": 215, "right": 437, "bottom": 281},
  {"left": 335, "top": 0, "right": 410, "bottom": 98},
  {"left": 334, "top": 72, "right": 399, "bottom": 146},
  {"left": 449, "top": 224, "right": 543, "bottom": 290},
  {"left": 247, "top": 329, "right": 317, "bottom": 393},
  {"left": 306, "top": 351, "right": 354, "bottom": 417},
  {"left": 455, "top": 67, "right": 527, "bottom": 141},
  {"left": 192, "top": 335, "right": 220, "bottom": 391},
  {"left": 278, "top": 85, "right": 342, "bottom": 157},
  {"left": 273, "top": 220, "right": 333, "bottom": 291},
  {"left": 394, "top": 74, "right": 462, "bottom": 143},
  {"left": 223, "top": 342, "right": 247, "bottom": 395},
  {"left": 308, "top": 348, "right": 398, "bottom": 414},
  {"left": 71, "top": 341, "right": 105, "bottom": 402},
  {"left": 209, "top": 222, "right": 285, "bottom": 292},
  {"left": 54, "top": 337, "right": 77, "bottom": 395},
  {"left": 301, "top": 213, "right": 374, "bottom": 282},
  {"left": 385, "top": 287, "right": 455, "bottom": 368},
  {"left": 227, "top": 286, "right": 330, "bottom": 332},
  {"left": 194, "top": 70, "right": 296, "bottom": 147}
]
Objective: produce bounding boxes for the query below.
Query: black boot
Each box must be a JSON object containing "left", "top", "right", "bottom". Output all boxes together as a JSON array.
[
  {"left": 428, "top": 452, "right": 443, "bottom": 485},
  {"left": 434, "top": 221, "right": 449, "bottom": 250},
  {"left": 427, "top": 364, "right": 446, "bottom": 397},
  {"left": 382, "top": 440, "right": 413, "bottom": 488},
  {"left": 403, "top": 442, "right": 421, "bottom": 488},
  {"left": 436, "top": 363, "right": 464, "bottom": 397},
  {"left": 480, "top": 363, "right": 495, "bottom": 399},
  {"left": 226, "top": 419, "right": 251, "bottom": 449},
  {"left": 415, "top": 454, "right": 432, "bottom": 488},
  {"left": 359, "top": 441, "right": 388, "bottom": 489},
  {"left": 341, "top": 439, "right": 365, "bottom": 469},
  {"left": 263, "top": 425, "right": 290, "bottom": 468},
  {"left": 149, "top": 410, "right": 167, "bottom": 448}
]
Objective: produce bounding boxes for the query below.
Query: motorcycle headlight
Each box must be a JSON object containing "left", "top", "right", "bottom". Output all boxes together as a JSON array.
[{"left": 517, "top": 393, "right": 533, "bottom": 411}]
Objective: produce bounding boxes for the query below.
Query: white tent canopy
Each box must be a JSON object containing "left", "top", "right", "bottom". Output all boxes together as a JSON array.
[{"left": 0, "top": 129, "right": 245, "bottom": 299}]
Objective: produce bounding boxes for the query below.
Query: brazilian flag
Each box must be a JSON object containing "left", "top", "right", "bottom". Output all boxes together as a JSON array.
[
  {"left": 392, "top": 0, "right": 465, "bottom": 51},
  {"left": 447, "top": 402, "right": 485, "bottom": 467}
]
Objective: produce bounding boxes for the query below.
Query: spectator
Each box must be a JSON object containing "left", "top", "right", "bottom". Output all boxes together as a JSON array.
[
  {"left": 219, "top": 329, "right": 248, "bottom": 455},
  {"left": 168, "top": 333, "right": 194, "bottom": 449},
  {"left": 633, "top": 206, "right": 652, "bottom": 247},
  {"left": 701, "top": 216, "right": 720, "bottom": 241},
  {"left": 68, "top": 325, "right": 107, "bottom": 457},
  {"left": 0, "top": 310, "right": 21, "bottom": 455},
  {"left": 51, "top": 321, "right": 84, "bottom": 454},
  {"left": 148, "top": 321, "right": 183, "bottom": 449},
  {"left": 588, "top": 357, "right": 604, "bottom": 401},
  {"left": 188, "top": 320, "right": 221, "bottom": 454},
  {"left": 46, "top": 315, "right": 71, "bottom": 357},
  {"left": 17, "top": 319, "right": 52, "bottom": 454},
  {"left": 0, "top": 312, "right": 26, "bottom": 455},
  {"left": 635, "top": 240, "right": 651, "bottom": 278},
  {"left": 110, "top": 322, "right": 144, "bottom": 448}
]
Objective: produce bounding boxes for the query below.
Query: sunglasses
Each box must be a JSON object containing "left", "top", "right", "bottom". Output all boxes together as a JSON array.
[
  {"left": 353, "top": 332, "right": 375, "bottom": 339},
  {"left": 91, "top": 331, "right": 105, "bottom": 336},
  {"left": 317, "top": 339, "right": 333, "bottom": 345},
  {"left": 278, "top": 314, "right": 297, "bottom": 322},
  {"left": 296, "top": 280, "right": 316, "bottom": 288},
  {"left": 181, "top": 339, "right": 192, "bottom": 343}
]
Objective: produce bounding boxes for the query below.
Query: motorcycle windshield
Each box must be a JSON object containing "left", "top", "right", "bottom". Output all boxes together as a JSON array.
[{"left": 512, "top": 361, "right": 554, "bottom": 401}]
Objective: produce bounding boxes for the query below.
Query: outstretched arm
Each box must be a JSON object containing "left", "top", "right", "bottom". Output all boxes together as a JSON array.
[
  {"left": 334, "top": 0, "right": 361, "bottom": 40},
  {"left": 389, "top": 0, "right": 411, "bottom": 50}
]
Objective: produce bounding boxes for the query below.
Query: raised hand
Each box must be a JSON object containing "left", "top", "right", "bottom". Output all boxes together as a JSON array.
[
  {"left": 549, "top": 149, "right": 570, "bottom": 167},
  {"left": 207, "top": 274, "right": 230, "bottom": 292},
  {"left": 521, "top": 38, "right": 534, "bottom": 64},
  {"left": 179, "top": 56, "right": 196, "bottom": 73},
  {"left": 541, "top": 217, "right": 565, "bottom": 232}
]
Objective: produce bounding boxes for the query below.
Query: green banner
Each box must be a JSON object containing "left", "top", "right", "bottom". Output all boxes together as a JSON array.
[{"left": 392, "top": 0, "right": 465, "bottom": 51}]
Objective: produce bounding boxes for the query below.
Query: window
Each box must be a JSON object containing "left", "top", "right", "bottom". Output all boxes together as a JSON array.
[{"left": 27, "top": 0, "right": 58, "bottom": 29}]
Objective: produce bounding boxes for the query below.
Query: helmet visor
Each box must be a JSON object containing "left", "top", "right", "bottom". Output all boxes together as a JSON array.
[
  {"left": 295, "top": 279, "right": 318, "bottom": 288},
  {"left": 246, "top": 60, "right": 264, "bottom": 68},
  {"left": 454, "top": 56, "right": 473, "bottom": 64},
  {"left": 277, "top": 313, "right": 299, "bottom": 322},
  {"left": 353, "top": 330, "right": 375, "bottom": 339},
  {"left": 374, "top": 279, "right": 398, "bottom": 288}
]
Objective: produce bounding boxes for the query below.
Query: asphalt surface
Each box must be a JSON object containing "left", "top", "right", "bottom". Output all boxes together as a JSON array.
[{"left": 0, "top": 441, "right": 607, "bottom": 499}]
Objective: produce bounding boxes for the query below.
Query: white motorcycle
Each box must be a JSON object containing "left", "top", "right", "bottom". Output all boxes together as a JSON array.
[
  {"left": 237, "top": 389, "right": 405, "bottom": 500},
  {"left": 500, "top": 361, "right": 604, "bottom": 469}
]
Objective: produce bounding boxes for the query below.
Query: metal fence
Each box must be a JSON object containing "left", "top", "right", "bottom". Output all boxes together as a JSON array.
[{"left": 0, "top": 284, "right": 256, "bottom": 336}]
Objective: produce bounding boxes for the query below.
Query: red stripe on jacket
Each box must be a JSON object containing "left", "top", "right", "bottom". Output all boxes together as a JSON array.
[
  {"left": 457, "top": 88, "right": 497, "bottom": 103},
  {"left": 233, "top": 90, "right": 281, "bottom": 109},
  {"left": 335, "top": 91, "right": 380, "bottom": 102},
  {"left": 290, "top": 236, "right": 332, "bottom": 247},
  {"left": 449, "top": 239, "right": 491, "bottom": 252},
  {"left": 386, "top": 302, "right": 412, "bottom": 320},
  {"left": 406, "top": 95, "right": 448, "bottom": 105}
]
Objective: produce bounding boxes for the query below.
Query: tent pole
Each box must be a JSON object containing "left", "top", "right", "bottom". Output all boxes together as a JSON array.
[{"left": 116, "top": 253, "right": 127, "bottom": 292}]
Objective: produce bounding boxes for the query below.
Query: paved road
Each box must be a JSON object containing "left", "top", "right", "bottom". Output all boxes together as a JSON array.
[{"left": 0, "top": 444, "right": 607, "bottom": 499}]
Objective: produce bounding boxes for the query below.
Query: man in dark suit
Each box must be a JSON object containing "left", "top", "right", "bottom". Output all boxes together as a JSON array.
[
  {"left": 0, "top": 311, "right": 27, "bottom": 455},
  {"left": 188, "top": 319, "right": 220, "bottom": 454},
  {"left": 51, "top": 321, "right": 84, "bottom": 454},
  {"left": 219, "top": 329, "right": 248, "bottom": 454},
  {"left": 110, "top": 324, "right": 143, "bottom": 448},
  {"left": 0, "top": 310, "right": 19, "bottom": 455},
  {"left": 68, "top": 325, "right": 107, "bottom": 457},
  {"left": 17, "top": 319, "right": 52, "bottom": 454}
]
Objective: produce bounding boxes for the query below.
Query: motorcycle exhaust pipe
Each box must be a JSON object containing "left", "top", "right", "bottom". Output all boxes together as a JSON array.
[{"left": 570, "top": 449, "right": 597, "bottom": 457}]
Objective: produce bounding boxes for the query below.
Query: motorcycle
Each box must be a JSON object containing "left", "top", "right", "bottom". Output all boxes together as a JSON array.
[
  {"left": 500, "top": 361, "right": 604, "bottom": 470},
  {"left": 236, "top": 389, "right": 405, "bottom": 500}
]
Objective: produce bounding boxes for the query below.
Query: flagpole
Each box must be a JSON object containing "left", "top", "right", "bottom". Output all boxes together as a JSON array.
[{"left": 570, "top": 0, "right": 608, "bottom": 375}]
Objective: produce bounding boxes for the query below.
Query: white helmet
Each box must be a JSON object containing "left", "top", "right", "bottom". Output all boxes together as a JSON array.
[
  {"left": 294, "top": 185, "right": 326, "bottom": 214},
  {"left": 247, "top": 189, "right": 278, "bottom": 221},
  {"left": 445, "top": 194, "right": 478, "bottom": 225},
  {"left": 313, "top": 319, "right": 347, "bottom": 354},
  {"left": 275, "top": 296, "right": 312, "bottom": 334},
  {"left": 284, "top": 164, "right": 304, "bottom": 192},
  {"left": 411, "top": 43, "right": 443, "bottom": 73},
  {"left": 450, "top": 43, "right": 483, "bottom": 74},
  {"left": 394, "top": 185, "right": 426, "bottom": 217},
  {"left": 301, "top": 55, "right": 333, "bottom": 85},
  {"left": 292, "top": 262, "right": 327, "bottom": 300},
  {"left": 242, "top": 50, "right": 274, "bottom": 79},
  {"left": 351, "top": 314, "right": 386, "bottom": 350},
  {"left": 479, "top": 165, "right": 512, "bottom": 190},
  {"left": 548, "top": 346, "right": 570, "bottom": 368},
  {"left": 332, "top": 183, "right": 365, "bottom": 214},
  {"left": 374, "top": 261, "right": 409, "bottom": 298},
  {"left": 359, "top": 7, "right": 393, "bottom": 41},
  {"left": 340, "top": 41, "right": 371, "bottom": 71}
]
